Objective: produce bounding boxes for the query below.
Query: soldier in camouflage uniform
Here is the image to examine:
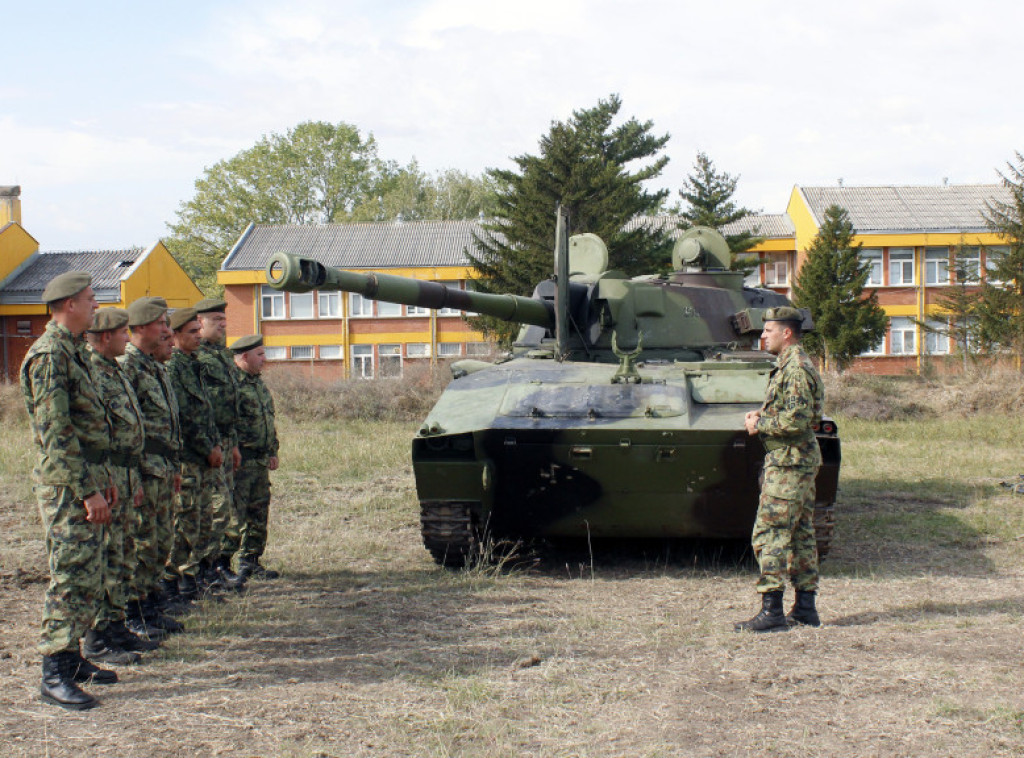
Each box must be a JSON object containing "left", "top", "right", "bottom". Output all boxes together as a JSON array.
[
  {"left": 82, "top": 308, "right": 155, "bottom": 663},
  {"left": 120, "top": 297, "right": 185, "bottom": 624},
  {"left": 194, "top": 298, "right": 243, "bottom": 590},
  {"left": 735, "top": 306, "right": 824, "bottom": 633},
  {"left": 165, "top": 308, "right": 223, "bottom": 598},
  {"left": 230, "top": 335, "right": 281, "bottom": 580},
  {"left": 21, "top": 271, "right": 117, "bottom": 710}
]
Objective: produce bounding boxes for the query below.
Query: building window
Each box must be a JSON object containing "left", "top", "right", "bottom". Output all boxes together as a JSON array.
[
  {"left": 264, "top": 346, "right": 286, "bottom": 361},
  {"left": 318, "top": 291, "right": 341, "bottom": 318},
  {"left": 261, "top": 286, "right": 285, "bottom": 320},
  {"left": 889, "top": 317, "right": 916, "bottom": 355},
  {"left": 437, "top": 281, "right": 461, "bottom": 315},
  {"left": 350, "top": 293, "right": 373, "bottom": 317},
  {"left": 860, "top": 335, "right": 885, "bottom": 356},
  {"left": 378, "top": 301, "right": 401, "bottom": 317},
  {"left": 889, "top": 249, "right": 915, "bottom": 286},
  {"left": 860, "top": 249, "right": 883, "bottom": 286},
  {"left": 762, "top": 256, "right": 788, "bottom": 286},
  {"left": 923, "top": 319, "right": 949, "bottom": 355},
  {"left": 379, "top": 343, "right": 402, "bottom": 376},
  {"left": 290, "top": 292, "right": 314, "bottom": 319},
  {"left": 924, "top": 248, "right": 949, "bottom": 285},
  {"left": 406, "top": 343, "right": 430, "bottom": 358},
  {"left": 467, "top": 342, "right": 491, "bottom": 356},
  {"left": 438, "top": 343, "right": 462, "bottom": 357},
  {"left": 957, "top": 247, "right": 981, "bottom": 282},
  {"left": 407, "top": 304, "right": 429, "bottom": 316},
  {"left": 985, "top": 246, "right": 1008, "bottom": 286},
  {"left": 352, "top": 345, "right": 373, "bottom": 378},
  {"left": 319, "top": 345, "right": 343, "bottom": 360},
  {"left": 291, "top": 345, "right": 313, "bottom": 360}
]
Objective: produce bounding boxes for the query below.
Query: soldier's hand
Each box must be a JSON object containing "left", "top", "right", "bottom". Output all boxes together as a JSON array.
[
  {"left": 133, "top": 487, "right": 144, "bottom": 508},
  {"left": 106, "top": 482, "right": 119, "bottom": 507},
  {"left": 208, "top": 446, "right": 224, "bottom": 468},
  {"left": 231, "top": 446, "right": 241, "bottom": 470},
  {"left": 84, "top": 492, "right": 111, "bottom": 525},
  {"left": 268, "top": 456, "right": 279, "bottom": 471},
  {"left": 173, "top": 473, "right": 182, "bottom": 494},
  {"left": 744, "top": 410, "right": 761, "bottom": 436}
]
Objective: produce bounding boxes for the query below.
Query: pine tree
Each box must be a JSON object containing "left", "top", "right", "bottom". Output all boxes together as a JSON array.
[
  {"left": 791, "top": 205, "right": 888, "bottom": 372},
  {"left": 467, "top": 95, "right": 673, "bottom": 344},
  {"left": 677, "top": 152, "right": 761, "bottom": 255}
]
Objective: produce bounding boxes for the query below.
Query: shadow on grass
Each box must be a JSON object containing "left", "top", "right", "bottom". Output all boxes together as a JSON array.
[
  {"left": 826, "top": 476, "right": 1001, "bottom": 578},
  {"left": 830, "top": 596, "right": 1024, "bottom": 627}
]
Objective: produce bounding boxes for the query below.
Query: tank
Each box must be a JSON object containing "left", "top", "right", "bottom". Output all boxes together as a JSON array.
[{"left": 265, "top": 210, "right": 841, "bottom": 566}]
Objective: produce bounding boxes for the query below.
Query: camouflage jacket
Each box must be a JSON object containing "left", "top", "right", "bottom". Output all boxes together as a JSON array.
[
  {"left": 234, "top": 368, "right": 279, "bottom": 460},
  {"left": 756, "top": 343, "right": 823, "bottom": 469},
  {"left": 167, "top": 349, "right": 219, "bottom": 464},
  {"left": 87, "top": 347, "right": 145, "bottom": 464},
  {"left": 196, "top": 340, "right": 239, "bottom": 448},
  {"left": 20, "top": 321, "right": 112, "bottom": 499},
  {"left": 119, "top": 343, "right": 181, "bottom": 477}
]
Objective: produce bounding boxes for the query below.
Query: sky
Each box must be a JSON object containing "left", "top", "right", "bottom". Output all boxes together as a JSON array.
[{"left": 2, "top": 0, "right": 1021, "bottom": 250}]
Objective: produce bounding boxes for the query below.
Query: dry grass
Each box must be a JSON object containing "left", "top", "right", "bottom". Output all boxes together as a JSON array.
[{"left": 2, "top": 373, "right": 1024, "bottom": 756}]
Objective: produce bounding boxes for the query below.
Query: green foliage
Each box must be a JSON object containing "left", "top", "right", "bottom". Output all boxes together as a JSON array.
[
  {"left": 676, "top": 151, "right": 762, "bottom": 256},
  {"left": 917, "top": 244, "right": 986, "bottom": 367},
  {"left": 467, "top": 94, "right": 673, "bottom": 344},
  {"left": 792, "top": 205, "right": 888, "bottom": 372},
  {"left": 165, "top": 121, "right": 495, "bottom": 293}
]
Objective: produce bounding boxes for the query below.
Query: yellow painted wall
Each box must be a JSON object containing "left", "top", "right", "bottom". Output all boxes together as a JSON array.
[
  {"left": 0, "top": 223, "right": 40, "bottom": 283},
  {"left": 219, "top": 265, "right": 477, "bottom": 286},
  {"left": 263, "top": 329, "right": 485, "bottom": 347},
  {"left": 121, "top": 242, "right": 204, "bottom": 307}
]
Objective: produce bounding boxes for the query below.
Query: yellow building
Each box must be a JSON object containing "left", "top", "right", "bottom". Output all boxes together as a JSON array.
[{"left": 0, "top": 185, "right": 204, "bottom": 380}]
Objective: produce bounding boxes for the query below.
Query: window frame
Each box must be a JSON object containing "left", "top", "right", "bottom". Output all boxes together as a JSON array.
[
  {"left": 351, "top": 344, "right": 373, "bottom": 378},
  {"left": 289, "top": 292, "right": 314, "bottom": 320},
  {"left": 318, "top": 291, "right": 341, "bottom": 318},
  {"left": 924, "top": 248, "right": 949, "bottom": 286},
  {"left": 889, "top": 317, "right": 916, "bottom": 355},
  {"left": 888, "top": 248, "right": 915, "bottom": 286},
  {"left": 860, "top": 249, "right": 883, "bottom": 286},
  {"left": 319, "top": 345, "right": 343, "bottom": 360},
  {"left": 261, "top": 285, "right": 285, "bottom": 320}
]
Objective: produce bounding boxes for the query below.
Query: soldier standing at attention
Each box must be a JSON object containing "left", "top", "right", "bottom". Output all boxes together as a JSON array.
[
  {"left": 82, "top": 308, "right": 154, "bottom": 664},
  {"left": 165, "top": 308, "right": 223, "bottom": 599},
  {"left": 20, "top": 271, "right": 117, "bottom": 710},
  {"left": 230, "top": 335, "right": 280, "bottom": 580},
  {"left": 194, "top": 298, "right": 243, "bottom": 590},
  {"left": 120, "top": 297, "right": 185, "bottom": 625},
  {"left": 736, "top": 306, "right": 824, "bottom": 633}
]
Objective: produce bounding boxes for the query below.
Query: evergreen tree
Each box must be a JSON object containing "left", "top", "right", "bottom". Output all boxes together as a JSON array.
[
  {"left": 677, "top": 152, "right": 761, "bottom": 255},
  {"left": 791, "top": 205, "right": 888, "bottom": 372},
  {"left": 467, "top": 94, "right": 673, "bottom": 344},
  {"left": 916, "top": 245, "right": 985, "bottom": 369}
]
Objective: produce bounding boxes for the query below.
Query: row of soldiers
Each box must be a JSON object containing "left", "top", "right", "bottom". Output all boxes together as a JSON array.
[{"left": 21, "top": 271, "right": 280, "bottom": 711}]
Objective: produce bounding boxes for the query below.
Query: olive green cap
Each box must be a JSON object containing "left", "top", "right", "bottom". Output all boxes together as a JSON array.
[
  {"left": 195, "top": 298, "right": 227, "bottom": 313},
  {"left": 229, "top": 334, "right": 263, "bottom": 354},
  {"left": 169, "top": 307, "right": 199, "bottom": 331},
  {"left": 764, "top": 306, "right": 803, "bottom": 323},
  {"left": 127, "top": 296, "right": 168, "bottom": 327},
  {"left": 87, "top": 307, "right": 130, "bottom": 333},
  {"left": 41, "top": 271, "right": 92, "bottom": 304}
]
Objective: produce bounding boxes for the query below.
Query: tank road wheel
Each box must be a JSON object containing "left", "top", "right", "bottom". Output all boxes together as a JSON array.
[
  {"left": 813, "top": 501, "right": 836, "bottom": 560},
  {"left": 420, "top": 501, "right": 479, "bottom": 568}
]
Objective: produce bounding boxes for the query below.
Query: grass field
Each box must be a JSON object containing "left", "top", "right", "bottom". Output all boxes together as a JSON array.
[{"left": 2, "top": 406, "right": 1024, "bottom": 757}]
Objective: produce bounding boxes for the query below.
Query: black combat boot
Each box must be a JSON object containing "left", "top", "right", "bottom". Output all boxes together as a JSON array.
[
  {"left": 787, "top": 590, "right": 821, "bottom": 627},
  {"left": 71, "top": 652, "right": 118, "bottom": 685},
  {"left": 126, "top": 609, "right": 169, "bottom": 641},
  {"left": 82, "top": 627, "right": 142, "bottom": 665},
  {"left": 733, "top": 591, "right": 789, "bottom": 633},
  {"left": 178, "top": 573, "right": 200, "bottom": 601},
  {"left": 238, "top": 558, "right": 280, "bottom": 580},
  {"left": 106, "top": 619, "right": 161, "bottom": 651},
  {"left": 213, "top": 556, "right": 246, "bottom": 592},
  {"left": 157, "top": 578, "right": 192, "bottom": 615},
  {"left": 141, "top": 594, "right": 185, "bottom": 633},
  {"left": 41, "top": 651, "right": 98, "bottom": 710}
]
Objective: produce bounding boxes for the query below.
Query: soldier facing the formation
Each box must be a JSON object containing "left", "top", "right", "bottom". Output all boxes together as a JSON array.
[
  {"left": 20, "top": 272, "right": 116, "bottom": 710},
  {"left": 736, "top": 306, "right": 825, "bottom": 633}
]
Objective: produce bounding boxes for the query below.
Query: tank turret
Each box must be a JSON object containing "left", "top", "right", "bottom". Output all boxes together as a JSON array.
[{"left": 263, "top": 210, "right": 839, "bottom": 568}]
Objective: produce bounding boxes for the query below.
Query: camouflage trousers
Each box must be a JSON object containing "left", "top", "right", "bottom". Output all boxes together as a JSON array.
[
  {"left": 234, "top": 459, "right": 272, "bottom": 561},
  {"left": 133, "top": 466, "right": 176, "bottom": 600},
  {"left": 166, "top": 460, "right": 212, "bottom": 581},
  {"left": 752, "top": 464, "right": 819, "bottom": 594},
  {"left": 94, "top": 464, "right": 142, "bottom": 627},
  {"left": 35, "top": 484, "right": 104, "bottom": 656},
  {"left": 202, "top": 453, "right": 236, "bottom": 565}
]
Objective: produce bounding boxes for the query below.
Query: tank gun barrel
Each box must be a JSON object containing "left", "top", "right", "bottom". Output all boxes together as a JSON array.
[{"left": 265, "top": 252, "right": 554, "bottom": 328}]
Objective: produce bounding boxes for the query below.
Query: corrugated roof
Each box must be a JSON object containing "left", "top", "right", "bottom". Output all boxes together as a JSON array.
[
  {"left": 222, "top": 219, "right": 487, "bottom": 271},
  {"left": 625, "top": 213, "right": 794, "bottom": 240},
  {"left": 798, "top": 184, "right": 1011, "bottom": 234},
  {"left": 0, "top": 249, "right": 143, "bottom": 304}
]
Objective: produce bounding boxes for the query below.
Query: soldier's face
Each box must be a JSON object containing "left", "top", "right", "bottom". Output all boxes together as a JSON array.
[
  {"left": 108, "top": 325, "right": 130, "bottom": 357},
  {"left": 174, "top": 320, "right": 203, "bottom": 354},
  {"left": 133, "top": 318, "right": 169, "bottom": 356},
  {"left": 762, "top": 321, "right": 790, "bottom": 355},
  {"left": 66, "top": 286, "right": 98, "bottom": 333},
  {"left": 155, "top": 333, "right": 174, "bottom": 362},
  {"left": 200, "top": 312, "right": 227, "bottom": 342},
  {"left": 248, "top": 346, "right": 267, "bottom": 374}
]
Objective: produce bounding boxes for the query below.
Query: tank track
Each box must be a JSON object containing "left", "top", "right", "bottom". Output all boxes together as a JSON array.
[
  {"left": 420, "top": 501, "right": 479, "bottom": 568},
  {"left": 814, "top": 501, "right": 835, "bottom": 559}
]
